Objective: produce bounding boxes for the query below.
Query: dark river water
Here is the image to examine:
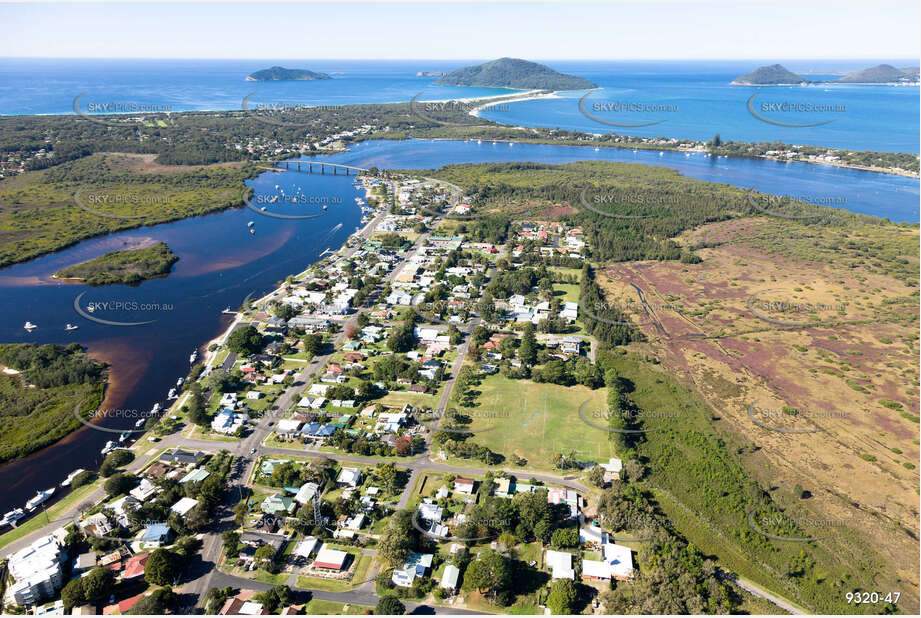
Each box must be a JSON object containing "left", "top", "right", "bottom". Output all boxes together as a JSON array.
[{"left": 0, "top": 138, "right": 916, "bottom": 516}]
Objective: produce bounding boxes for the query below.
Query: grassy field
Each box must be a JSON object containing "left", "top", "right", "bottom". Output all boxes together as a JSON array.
[
  {"left": 303, "top": 599, "right": 373, "bottom": 614},
  {"left": 459, "top": 374, "right": 611, "bottom": 470}
]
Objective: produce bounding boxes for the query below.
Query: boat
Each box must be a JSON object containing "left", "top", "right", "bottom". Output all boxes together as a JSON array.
[
  {"left": 477, "top": 139, "right": 482, "bottom": 144},
  {"left": 250, "top": 228, "right": 255, "bottom": 235},
  {"left": 118, "top": 432, "right": 128, "bottom": 442},
  {"left": 274, "top": 184, "right": 279, "bottom": 190},
  {"left": 65, "top": 323, "right": 78, "bottom": 331},
  {"left": 659, "top": 152, "right": 664, "bottom": 157},
  {"left": 23, "top": 321, "right": 37, "bottom": 331},
  {"left": 685, "top": 152, "right": 690, "bottom": 157},
  {"left": 1, "top": 508, "right": 25, "bottom": 528},
  {"left": 61, "top": 469, "right": 86, "bottom": 487},
  {"left": 151, "top": 403, "right": 162, "bottom": 414},
  {"left": 101, "top": 440, "right": 115, "bottom": 455},
  {"left": 594, "top": 147, "right": 599, "bottom": 152},
  {"left": 323, "top": 204, "right": 327, "bottom": 210},
  {"left": 135, "top": 418, "right": 146, "bottom": 428},
  {"left": 247, "top": 221, "right": 254, "bottom": 227},
  {"left": 260, "top": 206, "right": 266, "bottom": 211},
  {"left": 167, "top": 388, "right": 177, "bottom": 399},
  {"left": 176, "top": 377, "right": 184, "bottom": 387},
  {"left": 26, "top": 488, "right": 55, "bottom": 511},
  {"left": 189, "top": 350, "right": 198, "bottom": 364}
]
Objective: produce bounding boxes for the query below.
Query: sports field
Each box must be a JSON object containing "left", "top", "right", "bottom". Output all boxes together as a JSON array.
[{"left": 461, "top": 374, "right": 613, "bottom": 469}]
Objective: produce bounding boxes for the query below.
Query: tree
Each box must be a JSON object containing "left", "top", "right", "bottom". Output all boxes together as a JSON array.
[
  {"left": 464, "top": 550, "right": 512, "bottom": 601},
  {"left": 519, "top": 324, "right": 537, "bottom": 366},
  {"left": 546, "top": 579, "right": 579, "bottom": 615},
  {"left": 104, "top": 472, "right": 137, "bottom": 497},
  {"left": 550, "top": 526, "right": 579, "bottom": 548},
  {"left": 254, "top": 543, "right": 277, "bottom": 568},
  {"left": 187, "top": 383, "right": 209, "bottom": 427},
  {"left": 255, "top": 585, "right": 292, "bottom": 613},
  {"left": 222, "top": 531, "right": 241, "bottom": 558},
  {"left": 226, "top": 325, "right": 263, "bottom": 355},
  {"left": 127, "top": 588, "right": 178, "bottom": 615},
  {"left": 387, "top": 320, "right": 415, "bottom": 353},
  {"left": 100, "top": 449, "right": 134, "bottom": 477},
  {"left": 145, "top": 548, "right": 182, "bottom": 586},
  {"left": 378, "top": 510, "right": 416, "bottom": 567},
  {"left": 588, "top": 465, "right": 606, "bottom": 488},
  {"left": 302, "top": 333, "right": 323, "bottom": 356},
  {"left": 376, "top": 594, "right": 405, "bottom": 615},
  {"left": 61, "top": 567, "right": 114, "bottom": 609}
]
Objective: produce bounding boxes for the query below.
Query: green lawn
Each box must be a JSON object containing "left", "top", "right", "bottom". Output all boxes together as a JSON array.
[
  {"left": 304, "top": 599, "right": 373, "bottom": 615},
  {"left": 458, "top": 374, "right": 612, "bottom": 470}
]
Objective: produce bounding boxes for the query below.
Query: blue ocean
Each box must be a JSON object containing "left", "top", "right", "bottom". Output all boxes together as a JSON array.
[{"left": 0, "top": 58, "right": 917, "bottom": 153}]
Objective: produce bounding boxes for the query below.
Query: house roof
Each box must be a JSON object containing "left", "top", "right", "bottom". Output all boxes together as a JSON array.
[
  {"left": 545, "top": 549, "right": 575, "bottom": 580},
  {"left": 442, "top": 564, "right": 460, "bottom": 589},
  {"left": 314, "top": 545, "right": 348, "bottom": 570},
  {"left": 170, "top": 497, "right": 199, "bottom": 516},
  {"left": 122, "top": 553, "right": 149, "bottom": 579}
]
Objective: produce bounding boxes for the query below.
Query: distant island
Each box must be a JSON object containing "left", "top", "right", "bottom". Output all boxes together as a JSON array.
[
  {"left": 733, "top": 63, "right": 920, "bottom": 85},
  {"left": 417, "top": 71, "right": 447, "bottom": 77},
  {"left": 54, "top": 241, "right": 179, "bottom": 285},
  {"left": 246, "top": 66, "right": 332, "bottom": 82},
  {"left": 435, "top": 57, "right": 596, "bottom": 90},
  {"left": 732, "top": 64, "right": 812, "bottom": 85},
  {"left": 836, "top": 64, "right": 919, "bottom": 84}
]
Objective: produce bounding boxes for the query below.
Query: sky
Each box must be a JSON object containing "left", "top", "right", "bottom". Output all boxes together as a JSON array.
[{"left": 0, "top": 1, "right": 919, "bottom": 60}]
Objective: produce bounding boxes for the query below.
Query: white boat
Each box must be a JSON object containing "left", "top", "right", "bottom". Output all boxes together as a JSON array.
[
  {"left": 23, "top": 322, "right": 37, "bottom": 331},
  {"left": 61, "top": 470, "right": 86, "bottom": 487},
  {"left": 594, "top": 147, "right": 599, "bottom": 152},
  {"left": 477, "top": 139, "right": 482, "bottom": 144},
  {"left": 151, "top": 403, "right": 162, "bottom": 414},
  {"left": 685, "top": 152, "right": 690, "bottom": 157},
  {"left": 135, "top": 418, "right": 146, "bottom": 428},
  {"left": 25, "top": 488, "right": 55, "bottom": 512},
  {"left": 189, "top": 350, "right": 198, "bottom": 364},
  {"left": 101, "top": 440, "right": 115, "bottom": 455},
  {"left": 65, "top": 324, "right": 78, "bottom": 331},
  {"left": 260, "top": 206, "right": 266, "bottom": 211},
  {"left": 167, "top": 388, "right": 177, "bottom": 399},
  {"left": 659, "top": 152, "right": 664, "bottom": 157},
  {"left": 176, "top": 377, "right": 184, "bottom": 387},
  {"left": 274, "top": 184, "right": 279, "bottom": 190},
  {"left": 247, "top": 221, "right": 254, "bottom": 227},
  {"left": 250, "top": 228, "right": 255, "bottom": 235},
  {"left": 323, "top": 204, "right": 327, "bottom": 210},
  {"left": 2, "top": 508, "right": 25, "bottom": 528}
]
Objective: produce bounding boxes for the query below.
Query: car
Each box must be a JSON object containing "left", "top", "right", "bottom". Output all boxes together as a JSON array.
[{"left": 250, "top": 448, "right": 257, "bottom": 454}]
